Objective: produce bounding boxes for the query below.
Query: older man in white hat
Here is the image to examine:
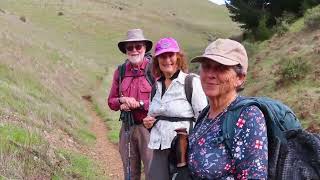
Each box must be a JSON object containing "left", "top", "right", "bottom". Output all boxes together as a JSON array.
[{"left": 108, "top": 29, "right": 154, "bottom": 180}]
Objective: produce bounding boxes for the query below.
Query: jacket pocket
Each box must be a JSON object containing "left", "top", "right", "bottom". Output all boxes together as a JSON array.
[
  {"left": 120, "top": 77, "right": 132, "bottom": 95},
  {"left": 139, "top": 78, "right": 152, "bottom": 100},
  {"left": 140, "top": 78, "right": 152, "bottom": 93}
]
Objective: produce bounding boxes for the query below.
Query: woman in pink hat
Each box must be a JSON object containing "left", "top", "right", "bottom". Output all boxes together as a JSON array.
[{"left": 143, "top": 37, "right": 207, "bottom": 180}]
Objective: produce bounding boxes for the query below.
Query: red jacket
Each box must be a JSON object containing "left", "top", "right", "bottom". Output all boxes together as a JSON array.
[{"left": 107, "top": 59, "right": 152, "bottom": 123}]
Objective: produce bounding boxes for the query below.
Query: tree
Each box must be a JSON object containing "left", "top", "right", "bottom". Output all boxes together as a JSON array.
[{"left": 226, "top": 0, "right": 320, "bottom": 38}]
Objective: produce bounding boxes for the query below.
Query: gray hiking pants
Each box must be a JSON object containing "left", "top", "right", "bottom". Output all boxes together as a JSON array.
[
  {"left": 148, "top": 149, "right": 171, "bottom": 180},
  {"left": 119, "top": 124, "right": 153, "bottom": 180}
]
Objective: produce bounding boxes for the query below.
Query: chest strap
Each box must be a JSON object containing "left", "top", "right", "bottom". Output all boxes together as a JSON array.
[
  {"left": 148, "top": 116, "right": 195, "bottom": 132},
  {"left": 156, "top": 116, "right": 195, "bottom": 122}
]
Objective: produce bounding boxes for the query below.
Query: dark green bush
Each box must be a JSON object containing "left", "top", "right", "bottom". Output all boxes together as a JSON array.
[
  {"left": 255, "top": 16, "right": 274, "bottom": 41},
  {"left": 304, "top": 5, "right": 320, "bottom": 30},
  {"left": 273, "top": 12, "right": 295, "bottom": 36}
]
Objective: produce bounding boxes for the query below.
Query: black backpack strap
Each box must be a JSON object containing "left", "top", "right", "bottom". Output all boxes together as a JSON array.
[
  {"left": 145, "top": 61, "right": 155, "bottom": 86},
  {"left": 117, "top": 62, "right": 127, "bottom": 97},
  {"left": 155, "top": 116, "right": 195, "bottom": 122},
  {"left": 185, "top": 74, "right": 196, "bottom": 132},
  {"left": 143, "top": 52, "right": 155, "bottom": 86},
  {"left": 184, "top": 74, "right": 195, "bottom": 105},
  {"left": 194, "top": 106, "right": 210, "bottom": 128},
  {"left": 150, "top": 83, "right": 157, "bottom": 101}
]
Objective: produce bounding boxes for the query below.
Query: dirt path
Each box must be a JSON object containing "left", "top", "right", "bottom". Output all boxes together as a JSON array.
[{"left": 86, "top": 101, "right": 124, "bottom": 180}]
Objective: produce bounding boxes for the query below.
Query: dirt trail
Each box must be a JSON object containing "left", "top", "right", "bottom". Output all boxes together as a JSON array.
[{"left": 86, "top": 101, "right": 124, "bottom": 180}]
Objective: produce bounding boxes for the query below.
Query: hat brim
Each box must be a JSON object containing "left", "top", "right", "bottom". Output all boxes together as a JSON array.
[
  {"left": 118, "top": 39, "right": 153, "bottom": 54},
  {"left": 155, "top": 48, "right": 180, "bottom": 57},
  {"left": 191, "top": 55, "right": 240, "bottom": 66}
]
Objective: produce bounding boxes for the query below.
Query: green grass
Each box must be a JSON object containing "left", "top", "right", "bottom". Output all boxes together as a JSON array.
[
  {"left": 0, "top": 124, "right": 54, "bottom": 178},
  {"left": 289, "top": 18, "right": 304, "bottom": 32},
  {"left": 0, "top": 124, "right": 42, "bottom": 149},
  {"left": 56, "top": 150, "right": 107, "bottom": 179},
  {"left": 76, "top": 128, "right": 96, "bottom": 145},
  {"left": 92, "top": 69, "right": 121, "bottom": 144},
  {"left": 0, "top": 0, "right": 239, "bottom": 178}
]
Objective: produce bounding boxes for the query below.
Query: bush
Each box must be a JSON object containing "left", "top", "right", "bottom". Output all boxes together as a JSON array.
[
  {"left": 242, "top": 41, "right": 258, "bottom": 57},
  {"left": 273, "top": 12, "right": 295, "bottom": 36},
  {"left": 277, "top": 57, "right": 311, "bottom": 85},
  {"left": 301, "top": 0, "right": 320, "bottom": 14},
  {"left": 255, "top": 15, "right": 274, "bottom": 41},
  {"left": 304, "top": 5, "right": 320, "bottom": 30},
  {"left": 273, "top": 20, "right": 290, "bottom": 36}
]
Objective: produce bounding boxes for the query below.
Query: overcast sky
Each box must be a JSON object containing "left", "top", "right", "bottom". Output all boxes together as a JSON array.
[{"left": 208, "top": 0, "right": 225, "bottom": 5}]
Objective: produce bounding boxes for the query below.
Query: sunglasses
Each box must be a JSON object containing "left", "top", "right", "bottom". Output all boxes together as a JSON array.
[{"left": 126, "top": 44, "right": 144, "bottom": 52}]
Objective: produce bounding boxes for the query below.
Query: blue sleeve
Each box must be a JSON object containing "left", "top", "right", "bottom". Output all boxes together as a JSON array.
[{"left": 230, "top": 105, "right": 268, "bottom": 180}]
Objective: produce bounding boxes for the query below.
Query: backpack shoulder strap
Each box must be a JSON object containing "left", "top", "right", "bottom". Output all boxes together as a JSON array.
[
  {"left": 144, "top": 52, "right": 155, "bottom": 86},
  {"left": 194, "top": 105, "right": 210, "bottom": 127},
  {"left": 185, "top": 73, "right": 197, "bottom": 131},
  {"left": 150, "top": 83, "right": 157, "bottom": 101},
  {"left": 223, "top": 97, "right": 258, "bottom": 154},
  {"left": 145, "top": 61, "right": 155, "bottom": 86},
  {"left": 117, "top": 62, "right": 127, "bottom": 97},
  {"left": 184, "top": 73, "right": 196, "bottom": 105}
]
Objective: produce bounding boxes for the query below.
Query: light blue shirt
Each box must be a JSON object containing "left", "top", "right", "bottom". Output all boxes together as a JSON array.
[{"left": 148, "top": 71, "right": 208, "bottom": 150}]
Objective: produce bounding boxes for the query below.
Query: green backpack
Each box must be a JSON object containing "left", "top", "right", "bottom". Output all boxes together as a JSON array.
[{"left": 195, "top": 96, "right": 320, "bottom": 179}]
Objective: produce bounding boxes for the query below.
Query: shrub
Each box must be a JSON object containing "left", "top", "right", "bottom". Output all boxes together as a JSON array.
[
  {"left": 273, "top": 12, "right": 295, "bottom": 36},
  {"left": 277, "top": 57, "right": 311, "bottom": 85},
  {"left": 304, "top": 5, "right": 320, "bottom": 30},
  {"left": 255, "top": 15, "right": 274, "bottom": 41},
  {"left": 273, "top": 20, "right": 290, "bottom": 36},
  {"left": 242, "top": 41, "right": 258, "bottom": 57}
]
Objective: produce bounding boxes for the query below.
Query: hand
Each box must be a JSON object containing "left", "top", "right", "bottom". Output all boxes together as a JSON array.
[
  {"left": 120, "top": 103, "right": 131, "bottom": 111},
  {"left": 120, "top": 97, "right": 140, "bottom": 109},
  {"left": 143, "top": 116, "right": 156, "bottom": 129}
]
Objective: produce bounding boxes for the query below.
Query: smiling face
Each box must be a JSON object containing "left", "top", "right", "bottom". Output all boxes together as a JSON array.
[
  {"left": 157, "top": 52, "right": 178, "bottom": 78},
  {"left": 199, "top": 59, "right": 245, "bottom": 99},
  {"left": 125, "top": 41, "right": 146, "bottom": 65}
]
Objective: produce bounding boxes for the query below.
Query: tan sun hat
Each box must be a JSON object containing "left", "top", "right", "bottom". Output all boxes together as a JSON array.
[
  {"left": 191, "top": 38, "right": 248, "bottom": 74},
  {"left": 118, "top": 29, "right": 153, "bottom": 54}
]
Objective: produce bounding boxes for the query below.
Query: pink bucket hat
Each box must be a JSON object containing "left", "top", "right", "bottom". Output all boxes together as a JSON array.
[
  {"left": 191, "top": 38, "right": 248, "bottom": 74},
  {"left": 154, "top": 37, "right": 180, "bottom": 57}
]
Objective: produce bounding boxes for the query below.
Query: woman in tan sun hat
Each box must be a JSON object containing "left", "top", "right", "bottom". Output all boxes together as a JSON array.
[{"left": 187, "top": 39, "right": 268, "bottom": 179}]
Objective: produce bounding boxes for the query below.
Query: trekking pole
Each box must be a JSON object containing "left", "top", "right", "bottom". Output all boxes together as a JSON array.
[
  {"left": 121, "top": 111, "right": 133, "bottom": 180},
  {"left": 126, "top": 123, "right": 131, "bottom": 180}
]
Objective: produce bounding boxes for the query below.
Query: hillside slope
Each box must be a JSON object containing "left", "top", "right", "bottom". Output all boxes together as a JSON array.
[
  {"left": 244, "top": 18, "right": 320, "bottom": 129},
  {"left": 0, "top": 0, "right": 239, "bottom": 178}
]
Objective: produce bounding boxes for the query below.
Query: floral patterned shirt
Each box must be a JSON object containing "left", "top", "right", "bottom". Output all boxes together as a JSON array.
[{"left": 188, "top": 97, "right": 268, "bottom": 180}]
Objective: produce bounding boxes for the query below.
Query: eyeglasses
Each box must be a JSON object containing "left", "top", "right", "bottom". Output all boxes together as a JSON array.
[{"left": 126, "top": 44, "right": 144, "bottom": 52}]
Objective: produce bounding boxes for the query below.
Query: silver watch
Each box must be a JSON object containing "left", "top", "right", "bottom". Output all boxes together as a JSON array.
[{"left": 139, "top": 100, "right": 144, "bottom": 108}]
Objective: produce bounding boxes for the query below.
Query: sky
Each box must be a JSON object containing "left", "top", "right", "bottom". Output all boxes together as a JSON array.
[{"left": 208, "top": 0, "right": 225, "bottom": 5}]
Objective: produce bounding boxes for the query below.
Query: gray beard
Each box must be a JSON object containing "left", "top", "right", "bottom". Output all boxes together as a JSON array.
[{"left": 128, "top": 53, "right": 145, "bottom": 65}]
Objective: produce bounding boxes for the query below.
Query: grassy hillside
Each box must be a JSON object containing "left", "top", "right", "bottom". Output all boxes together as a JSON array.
[
  {"left": 0, "top": 0, "right": 238, "bottom": 178},
  {"left": 243, "top": 7, "right": 320, "bottom": 130}
]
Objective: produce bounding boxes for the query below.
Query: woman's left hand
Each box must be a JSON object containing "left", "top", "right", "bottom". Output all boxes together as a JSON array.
[{"left": 143, "top": 116, "right": 156, "bottom": 129}]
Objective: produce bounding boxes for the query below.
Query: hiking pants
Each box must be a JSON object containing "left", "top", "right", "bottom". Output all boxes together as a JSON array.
[
  {"left": 119, "top": 123, "right": 153, "bottom": 180},
  {"left": 148, "top": 148, "right": 171, "bottom": 180}
]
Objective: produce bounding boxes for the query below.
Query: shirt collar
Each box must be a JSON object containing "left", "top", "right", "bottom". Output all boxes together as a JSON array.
[{"left": 158, "top": 70, "right": 181, "bottom": 82}]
